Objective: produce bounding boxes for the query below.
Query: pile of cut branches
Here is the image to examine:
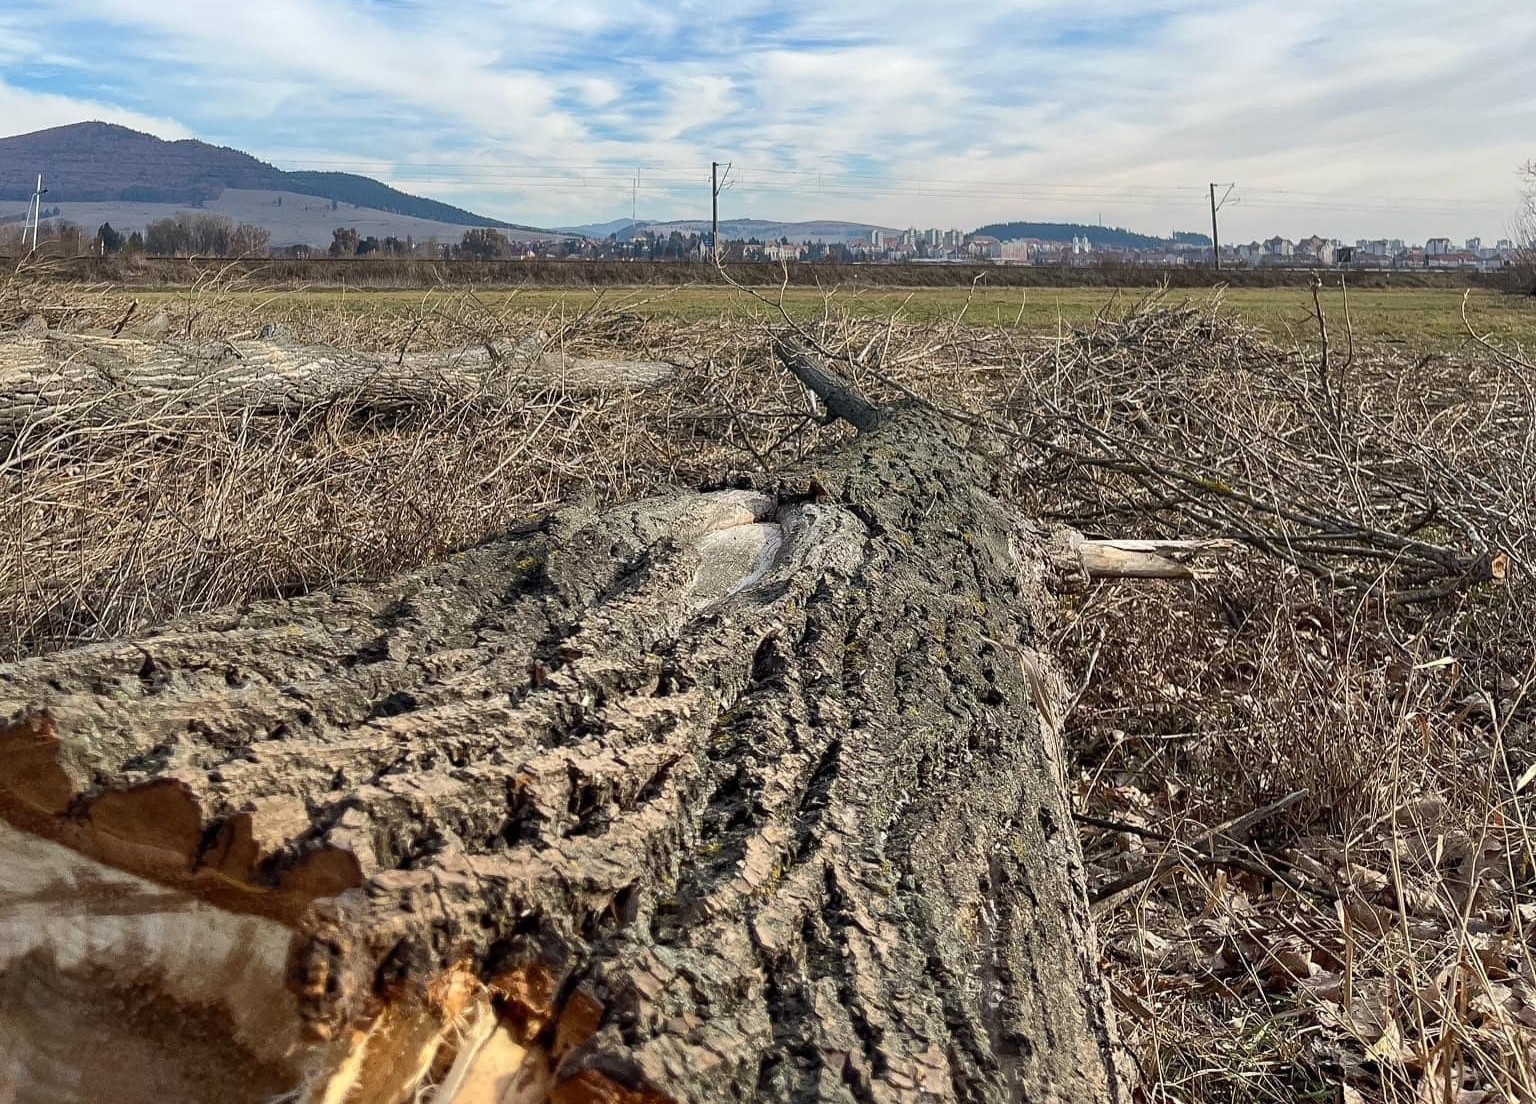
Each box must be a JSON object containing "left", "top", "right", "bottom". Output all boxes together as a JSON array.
[{"left": 997, "top": 288, "right": 1526, "bottom": 603}]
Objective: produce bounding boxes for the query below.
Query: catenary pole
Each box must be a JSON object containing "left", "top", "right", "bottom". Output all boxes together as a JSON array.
[{"left": 1209, "top": 182, "right": 1234, "bottom": 271}]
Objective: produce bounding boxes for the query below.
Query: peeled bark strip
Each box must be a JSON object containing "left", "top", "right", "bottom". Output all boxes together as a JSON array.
[
  {"left": 0, "top": 330, "right": 672, "bottom": 439},
  {"left": 0, "top": 402, "right": 1127, "bottom": 1102}
]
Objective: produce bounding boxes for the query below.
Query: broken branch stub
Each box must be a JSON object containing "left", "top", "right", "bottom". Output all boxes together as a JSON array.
[
  {"left": 772, "top": 336, "right": 885, "bottom": 433},
  {"left": 0, "top": 342, "right": 1129, "bottom": 1101}
]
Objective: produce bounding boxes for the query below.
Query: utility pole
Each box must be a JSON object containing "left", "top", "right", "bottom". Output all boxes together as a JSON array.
[
  {"left": 710, "top": 161, "right": 731, "bottom": 262},
  {"left": 1209, "top": 182, "right": 1234, "bottom": 271},
  {"left": 27, "top": 174, "right": 47, "bottom": 252}
]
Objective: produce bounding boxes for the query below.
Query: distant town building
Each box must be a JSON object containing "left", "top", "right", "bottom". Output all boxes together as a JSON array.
[
  {"left": 666, "top": 224, "right": 1524, "bottom": 272},
  {"left": 967, "top": 235, "right": 1002, "bottom": 259},
  {"left": 1296, "top": 235, "right": 1335, "bottom": 264}
]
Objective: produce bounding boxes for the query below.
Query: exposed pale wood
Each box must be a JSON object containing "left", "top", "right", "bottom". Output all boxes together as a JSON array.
[
  {"left": 1076, "top": 537, "right": 1239, "bottom": 579},
  {"left": 0, "top": 822, "right": 305, "bottom": 1104},
  {"left": 306, "top": 972, "right": 486, "bottom": 1104},
  {"left": 434, "top": 1014, "right": 549, "bottom": 1104},
  {"left": 1082, "top": 538, "right": 1240, "bottom": 556}
]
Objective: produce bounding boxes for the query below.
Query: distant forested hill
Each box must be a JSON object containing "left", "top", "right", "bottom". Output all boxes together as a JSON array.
[
  {"left": 973, "top": 221, "right": 1211, "bottom": 249},
  {"left": 0, "top": 122, "right": 540, "bottom": 230}
]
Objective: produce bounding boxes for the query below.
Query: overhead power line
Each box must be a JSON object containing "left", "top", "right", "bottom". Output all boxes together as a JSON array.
[{"left": 10, "top": 153, "right": 1515, "bottom": 213}]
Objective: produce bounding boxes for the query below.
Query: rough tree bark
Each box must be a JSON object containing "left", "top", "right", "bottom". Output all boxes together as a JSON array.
[
  {"left": 0, "top": 328, "right": 672, "bottom": 439},
  {"left": 0, "top": 344, "right": 1131, "bottom": 1104}
]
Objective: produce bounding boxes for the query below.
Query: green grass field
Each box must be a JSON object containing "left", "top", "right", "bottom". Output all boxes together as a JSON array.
[{"left": 141, "top": 284, "right": 1536, "bottom": 350}]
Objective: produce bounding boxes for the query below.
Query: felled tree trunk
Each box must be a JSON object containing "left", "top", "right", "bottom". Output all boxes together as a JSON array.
[
  {"left": 0, "top": 329, "right": 671, "bottom": 440},
  {"left": 0, "top": 348, "right": 1129, "bottom": 1104}
]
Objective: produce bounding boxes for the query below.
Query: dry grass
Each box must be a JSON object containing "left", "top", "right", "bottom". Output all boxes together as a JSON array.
[
  {"left": 0, "top": 271, "right": 849, "bottom": 656},
  {"left": 1005, "top": 295, "right": 1536, "bottom": 1103},
  {"left": 4, "top": 264, "right": 1535, "bottom": 1102}
]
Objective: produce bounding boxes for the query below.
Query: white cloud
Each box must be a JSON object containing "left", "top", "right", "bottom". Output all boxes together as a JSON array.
[
  {"left": 572, "top": 77, "right": 623, "bottom": 108},
  {"left": 0, "top": 78, "right": 190, "bottom": 140},
  {"left": 35, "top": 0, "right": 583, "bottom": 147},
  {"left": 1, "top": 0, "right": 1533, "bottom": 238}
]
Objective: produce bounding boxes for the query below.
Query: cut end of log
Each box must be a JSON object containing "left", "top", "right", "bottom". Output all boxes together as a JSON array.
[
  {"left": 0, "top": 815, "right": 654, "bottom": 1104},
  {"left": 0, "top": 713, "right": 677, "bottom": 1104},
  {"left": 0, "top": 819, "right": 305, "bottom": 1104}
]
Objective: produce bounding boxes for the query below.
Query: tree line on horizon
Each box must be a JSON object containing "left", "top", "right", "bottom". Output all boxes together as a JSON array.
[
  {"left": 972, "top": 220, "right": 1211, "bottom": 249},
  {"left": 5, "top": 215, "right": 1219, "bottom": 262},
  {"left": 0, "top": 211, "right": 272, "bottom": 258}
]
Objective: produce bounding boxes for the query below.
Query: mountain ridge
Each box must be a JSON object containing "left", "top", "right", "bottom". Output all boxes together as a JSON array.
[{"left": 0, "top": 122, "right": 542, "bottom": 231}]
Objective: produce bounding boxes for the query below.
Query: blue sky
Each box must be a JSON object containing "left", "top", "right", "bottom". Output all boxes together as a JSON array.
[{"left": 1, "top": 0, "right": 1533, "bottom": 239}]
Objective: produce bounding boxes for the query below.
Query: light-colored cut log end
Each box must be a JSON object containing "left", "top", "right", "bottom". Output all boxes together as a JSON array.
[{"left": 0, "top": 818, "right": 628, "bottom": 1104}]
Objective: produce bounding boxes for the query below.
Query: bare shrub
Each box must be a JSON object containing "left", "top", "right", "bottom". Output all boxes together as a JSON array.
[{"left": 1513, "top": 160, "right": 1536, "bottom": 295}]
